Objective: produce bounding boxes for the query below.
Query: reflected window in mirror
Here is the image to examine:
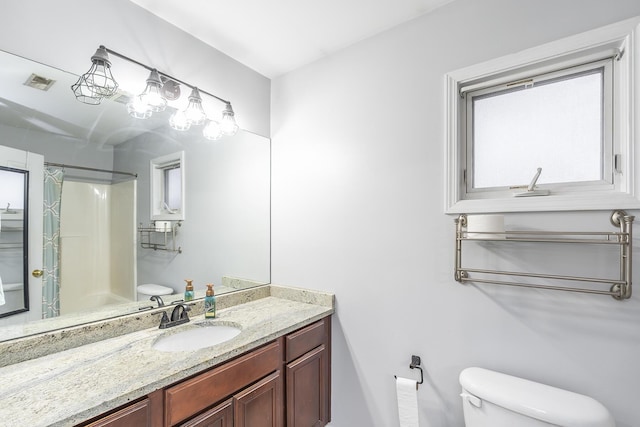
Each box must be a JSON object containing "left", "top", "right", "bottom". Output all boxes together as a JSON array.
[
  {"left": 164, "top": 165, "right": 182, "bottom": 212},
  {"left": 151, "top": 151, "right": 185, "bottom": 220},
  {"left": 0, "top": 167, "right": 29, "bottom": 317}
]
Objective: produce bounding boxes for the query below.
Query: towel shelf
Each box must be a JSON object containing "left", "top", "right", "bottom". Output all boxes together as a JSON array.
[
  {"left": 454, "top": 210, "right": 634, "bottom": 300},
  {"left": 138, "top": 221, "right": 182, "bottom": 253}
]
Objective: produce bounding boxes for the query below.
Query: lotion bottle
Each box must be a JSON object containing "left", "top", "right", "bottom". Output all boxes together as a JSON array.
[
  {"left": 204, "top": 283, "right": 216, "bottom": 318},
  {"left": 184, "top": 279, "right": 194, "bottom": 302}
]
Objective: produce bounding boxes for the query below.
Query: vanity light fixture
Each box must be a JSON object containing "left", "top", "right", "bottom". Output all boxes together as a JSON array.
[
  {"left": 169, "top": 110, "right": 192, "bottom": 131},
  {"left": 220, "top": 103, "right": 239, "bottom": 136},
  {"left": 136, "top": 69, "right": 167, "bottom": 112},
  {"left": 202, "top": 119, "right": 223, "bottom": 140},
  {"left": 71, "top": 45, "right": 118, "bottom": 105},
  {"left": 183, "top": 87, "right": 206, "bottom": 125},
  {"left": 72, "top": 45, "right": 239, "bottom": 137}
]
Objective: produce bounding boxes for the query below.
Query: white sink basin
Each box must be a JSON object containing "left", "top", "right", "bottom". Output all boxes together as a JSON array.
[{"left": 152, "top": 323, "right": 241, "bottom": 352}]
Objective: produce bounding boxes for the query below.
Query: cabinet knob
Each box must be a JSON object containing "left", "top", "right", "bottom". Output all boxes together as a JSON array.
[{"left": 32, "top": 269, "right": 44, "bottom": 278}]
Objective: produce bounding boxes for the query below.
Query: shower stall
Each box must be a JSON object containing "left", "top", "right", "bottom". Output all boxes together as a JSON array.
[{"left": 47, "top": 164, "right": 137, "bottom": 316}]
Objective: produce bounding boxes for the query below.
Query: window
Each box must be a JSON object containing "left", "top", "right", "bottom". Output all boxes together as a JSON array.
[
  {"left": 445, "top": 17, "right": 640, "bottom": 213},
  {"left": 151, "top": 151, "right": 185, "bottom": 220},
  {"left": 163, "top": 165, "right": 182, "bottom": 211}
]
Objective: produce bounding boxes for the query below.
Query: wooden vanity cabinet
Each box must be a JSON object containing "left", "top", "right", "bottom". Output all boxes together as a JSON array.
[
  {"left": 81, "top": 399, "right": 152, "bottom": 427},
  {"left": 178, "top": 398, "right": 233, "bottom": 427},
  {"left": 167, "top": 339, "right": 283, "bottom": 426},
  {"left": 80, "top": 389, "right": 163, "bottom": 427},
  {"left": 285, "top": 316, "right": 331, "bottom": 427},
  {"left": 77, "top": 316, "right": 330, "bottom": 427},
  {"left": 177, "top": 370, "right": 283, "bottom": 427}
]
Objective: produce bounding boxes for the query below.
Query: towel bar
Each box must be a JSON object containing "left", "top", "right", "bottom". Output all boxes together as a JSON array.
[{"left": 454, "top": 210, "right": 634, "bottom": 300}]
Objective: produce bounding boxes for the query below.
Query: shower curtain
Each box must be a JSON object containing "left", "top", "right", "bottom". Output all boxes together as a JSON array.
[{"left": 42, "top": 167, "right": 63, "bottom": 318}]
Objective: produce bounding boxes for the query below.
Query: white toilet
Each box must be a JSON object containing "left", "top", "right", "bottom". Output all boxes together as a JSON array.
[
  {"left": 460, "top": 367, "right": 615, "bottom": 427},
  {"left": 2, "top": 282, "right": 24, "bottom": 312},
  {"left": 136, "top": 283, "right": 174, "bottom": 302}
]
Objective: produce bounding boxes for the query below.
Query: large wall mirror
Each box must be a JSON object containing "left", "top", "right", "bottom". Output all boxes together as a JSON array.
[{"left": 0, "top": 48, "right": 270, "bottom": 341}]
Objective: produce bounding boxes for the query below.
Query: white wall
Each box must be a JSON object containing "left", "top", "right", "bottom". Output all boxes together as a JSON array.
[
  {"left": 271, "top": 1, "right": 640, "bottom": 426},
  {"left": 0, "top": 123, "right": 114, "bottom": 171}
]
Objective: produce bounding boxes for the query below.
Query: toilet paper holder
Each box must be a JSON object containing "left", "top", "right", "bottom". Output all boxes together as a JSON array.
[{"left": 395, "top": 355, "right": 424, "bottom": 390}]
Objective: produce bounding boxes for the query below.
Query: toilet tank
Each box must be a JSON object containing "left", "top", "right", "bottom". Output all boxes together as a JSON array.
[{"left": 459, "top": 367, "right": 615, "bottom": 427}]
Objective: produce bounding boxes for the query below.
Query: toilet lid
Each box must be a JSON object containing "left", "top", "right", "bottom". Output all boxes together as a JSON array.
[{"left": 137, "top": 284, "right": 173, "bottom": 295}]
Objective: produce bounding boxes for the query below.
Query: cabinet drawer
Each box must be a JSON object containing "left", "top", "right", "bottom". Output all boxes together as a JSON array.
[
  {"left": 82, "top": 398, "right": 151, "bottom": 427},
  {"left": 165, "top": 339, "right": 283, "bottom": 426},
  {"left": 285, "top": 318, "right": 328, "bottom": 363}
]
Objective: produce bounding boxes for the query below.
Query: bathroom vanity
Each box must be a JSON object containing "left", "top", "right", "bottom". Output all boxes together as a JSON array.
[
  {"left": 0, "top": 285, "right": 334, "bottom": 427},
  {"left": 79, "top": 317, "right": 330, "bottom": 427}
]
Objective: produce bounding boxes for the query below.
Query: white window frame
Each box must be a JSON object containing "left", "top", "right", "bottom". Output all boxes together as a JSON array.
[
  {"left": 445, "top": 17, "right": 640, "bottom": 214},
  {"left": 150, "top": 151, "right": 185, "bottom": 221}
]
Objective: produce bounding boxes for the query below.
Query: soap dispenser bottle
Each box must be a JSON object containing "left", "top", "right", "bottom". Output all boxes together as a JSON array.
[
  {"left": 184, "top": 279, "right": 194, "bottom": 302},
  {"left": 204, "top": 283, "right": 216, "bottom": 318}
]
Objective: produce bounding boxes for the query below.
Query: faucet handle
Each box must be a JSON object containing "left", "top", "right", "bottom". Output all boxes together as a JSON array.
[{"left": 152, "top": 310, "right": 170, "bottom": 328}]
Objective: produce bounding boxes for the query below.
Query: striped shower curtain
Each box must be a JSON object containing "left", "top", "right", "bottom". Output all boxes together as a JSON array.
[{"left": 42, "top": 167, "right": 63, "bottom": 318}]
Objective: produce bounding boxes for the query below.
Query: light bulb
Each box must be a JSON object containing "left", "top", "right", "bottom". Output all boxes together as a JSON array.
[
  {"left": 169, "top": 110, "right": 191, "bottom": 131},
  {"left": 127, "top": 95, "right": 153, "bottom": 119},
  {"left": 203, "top": 120, "right": 223, "bottom": 140},
  {"left": 184, "top": 87, "right": 206, "bottom": 125},
  {"left": 220, "top": 103, "right": 239, "bottom": 135},
  {"left": 139, "top": 69, "right": 167, "bottom": 112}
]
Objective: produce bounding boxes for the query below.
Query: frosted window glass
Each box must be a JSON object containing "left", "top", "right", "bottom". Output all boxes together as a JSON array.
[
  {"left": 0, "top": 169, "right": 25, "bottom": 209},
  {"left": 472, "top": 70, "right": 603, "bottom": 189},
  {"left": 164, "top": 167, "right": 182, "bottom": 210}
]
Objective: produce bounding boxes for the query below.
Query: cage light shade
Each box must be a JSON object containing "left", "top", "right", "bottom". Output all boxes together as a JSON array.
[
  {"left": 170, "top": 110, "right": 191, "bottom": 131},
  {"left": 139, "top": 69, "right": 167, "bottom": 112},
  {"left": 203, "top": 120, "right": 223, "bottom": 140},
  {"left": 71, "top": 75, "right": 103, "bottom": 105},
  {"left": 71, "top": 46, "right": 118, "bottom": 103},
  {"left": 127, "top": 95, "right": 153, "bottom": 119},
  {"left": 220, "top": 103, "right": 239, "bottom": 135},
  {"left": 184, "top": 87, "right": 206, "bottom": 125}
]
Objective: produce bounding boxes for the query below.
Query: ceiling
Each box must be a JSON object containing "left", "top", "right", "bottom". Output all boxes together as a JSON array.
[{"left": 128, "top": 0, "right": 455, "bottom": 78}]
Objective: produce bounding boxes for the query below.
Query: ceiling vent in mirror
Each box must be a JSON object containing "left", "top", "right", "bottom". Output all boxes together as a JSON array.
[
  {"left": 104, "top": 90, "right": 132, "bottom": 105},
  {"left": 24, "top": 73, "right": 55, "bottom": 91}
]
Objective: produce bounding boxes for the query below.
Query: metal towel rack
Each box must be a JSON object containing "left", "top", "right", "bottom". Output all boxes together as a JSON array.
[
  {"left": 454, "top": 210, "right": 634, "bottom": 300},
  {"left": 138, "top": 221, "right": 182, "bottom": 253}
]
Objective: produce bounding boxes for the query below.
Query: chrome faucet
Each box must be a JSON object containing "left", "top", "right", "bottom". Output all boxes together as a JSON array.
[
  {"left": 156, "top": 303, "right": 191, "bottom": 329},
  {"left": 170, "top": 303, "right": 190, "bottom": 322},
  {"left": 150, "top": 295, "right": 165, "bottom": 307}
]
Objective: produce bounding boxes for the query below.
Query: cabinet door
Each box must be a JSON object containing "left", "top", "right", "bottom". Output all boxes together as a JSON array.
[
  {"left": 165, "top": 340, "right": 282, "bottom": 426},
  {"left": 82, "top": 398, "right": 152, "bottom": 427},
  {"left": 286, "top": 345, "right": 329, "bottom": 427},
  {"left": 178, "top": 399, "right": 233, "bottom": 427},
  {"left": 234, "top": 370, "right": 283, "bottom": 427}
]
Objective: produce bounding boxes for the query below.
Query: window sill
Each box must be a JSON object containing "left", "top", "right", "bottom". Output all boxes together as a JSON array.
[{"left": 446, "top": 191, "right": 640, "bottom": 214}]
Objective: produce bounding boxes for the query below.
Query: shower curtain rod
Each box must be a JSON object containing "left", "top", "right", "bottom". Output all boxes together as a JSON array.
[{"left": 44, "top": 162, "right": 137, "bottom": 178}]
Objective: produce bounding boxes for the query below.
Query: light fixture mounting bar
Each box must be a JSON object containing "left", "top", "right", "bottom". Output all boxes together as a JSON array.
[{"left": 103, "top": 46, "right": 231, "bottom": 105}]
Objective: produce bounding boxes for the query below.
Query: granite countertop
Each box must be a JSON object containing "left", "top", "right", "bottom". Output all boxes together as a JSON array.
[{"left": 0, "top": 285, "right": 334, "bottom": 427}]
